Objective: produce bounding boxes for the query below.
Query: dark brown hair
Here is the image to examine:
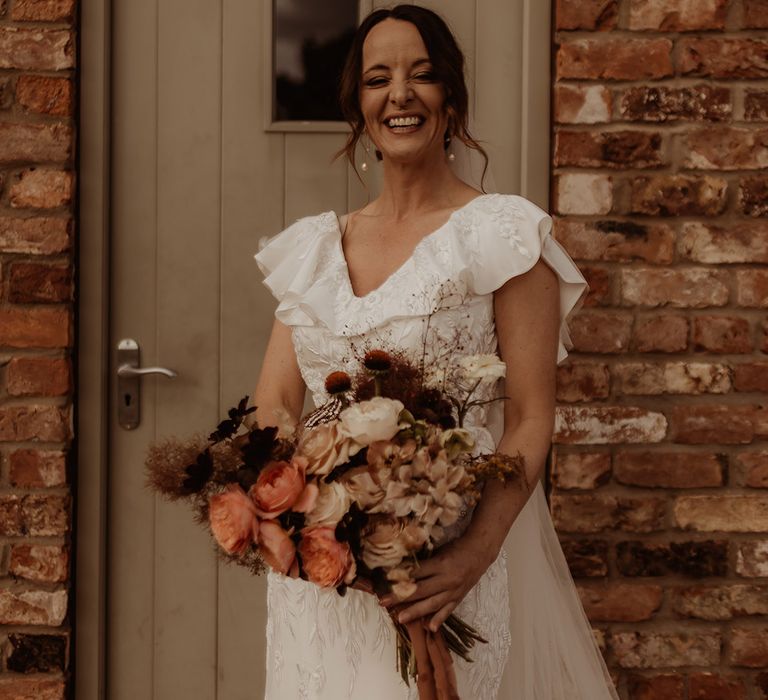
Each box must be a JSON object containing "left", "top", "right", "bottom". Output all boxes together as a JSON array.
[{"left": 335, "top": 5, "right": 488, "bottom": 185}]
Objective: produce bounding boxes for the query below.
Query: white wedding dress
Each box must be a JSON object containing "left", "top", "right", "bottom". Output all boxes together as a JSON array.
[{"left": 255, "top": 193, "right": 619, "bottom": 700}]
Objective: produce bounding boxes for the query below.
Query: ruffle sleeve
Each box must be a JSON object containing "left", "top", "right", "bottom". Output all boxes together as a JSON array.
[
  {"left": 462, "top": 194, "right": 588, "bottom": 364},
  {"left": 253, "top": 213, "right": 336, "bottom": 328}
]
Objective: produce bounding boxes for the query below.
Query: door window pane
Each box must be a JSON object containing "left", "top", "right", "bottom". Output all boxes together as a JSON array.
[{"left": 273, "top": 0, "right": 358, "bottom": 121}]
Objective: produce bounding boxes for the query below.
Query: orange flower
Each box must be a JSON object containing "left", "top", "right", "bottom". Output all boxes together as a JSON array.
[
  {"left": 208, "top": 484, "right": 259, "bottom": 556},
  {"left": 298, "top": 526, "right": 356, "bottom": 588},
  {"left": 258, "top": 520, "right": 297, "bottom": 576},
  {"left": 249, "top": 456, "right": 317, "bottom": 519}
]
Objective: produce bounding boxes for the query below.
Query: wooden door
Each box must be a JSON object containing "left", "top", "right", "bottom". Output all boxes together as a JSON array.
[{"left": 106, "top": 1, "right": 550, "bottom": 698}]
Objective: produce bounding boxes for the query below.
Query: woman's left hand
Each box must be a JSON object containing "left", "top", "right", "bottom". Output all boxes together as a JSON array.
[{"left": 381, "top": 536, "right": 495, "bottom": 632}]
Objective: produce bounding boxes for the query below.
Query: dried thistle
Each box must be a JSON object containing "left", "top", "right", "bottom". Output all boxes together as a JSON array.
[
  {"left": 145, "top": 434, "right": 210, "bottom": 499},
  {"left": 468, "top": 452, "right": 529, "bottom": 492},
  {"left": 363, "top": 349, "right": 393, "bottom": 372},
  {"left": 325, "top": 371, "right": 352, "bottom": 395}
]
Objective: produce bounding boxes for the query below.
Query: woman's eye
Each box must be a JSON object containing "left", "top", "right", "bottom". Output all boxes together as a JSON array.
[
  {"left": 413, "top": 71, "right": 436, "bottom": 81},
  {"left": 365, "top": 77, "right": 388, "bottom": 87}
]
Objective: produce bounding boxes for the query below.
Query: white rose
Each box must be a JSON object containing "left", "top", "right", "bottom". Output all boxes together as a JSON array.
[
  {"left": 339, "top": 397, "right": 404, "bottom": 446},
  {"left": 458, "top": 354, "right": 506, "bottom": 381},
  {"left": 305, "top": 480, "right": 351, "bottom": 528}
]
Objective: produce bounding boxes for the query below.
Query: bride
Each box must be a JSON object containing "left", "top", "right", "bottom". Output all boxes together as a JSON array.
[{"left": 253, "top": 5, "right": 619, "bottom": 699}]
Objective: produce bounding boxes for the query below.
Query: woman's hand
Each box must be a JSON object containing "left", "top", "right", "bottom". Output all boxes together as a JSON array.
[{"left": 381, "top": 536, "right": 496, "bottom": 632}]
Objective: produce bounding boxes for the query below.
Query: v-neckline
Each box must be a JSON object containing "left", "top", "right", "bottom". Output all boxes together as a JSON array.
[{"left": 332, "top": 194, "right": 489, "bottom": 300}]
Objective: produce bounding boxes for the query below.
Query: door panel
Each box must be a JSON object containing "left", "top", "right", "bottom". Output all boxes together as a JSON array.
[{"left": 108, "top": 2, "right": 550, "bottom": 697}]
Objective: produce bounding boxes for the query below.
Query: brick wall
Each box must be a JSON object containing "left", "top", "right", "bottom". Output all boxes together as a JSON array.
[
  {"left": 551, "top": 1, "right": 768, "bottom": 698},
  {"left": 0, "top": 0, "right": 75, "bottom": 697}
]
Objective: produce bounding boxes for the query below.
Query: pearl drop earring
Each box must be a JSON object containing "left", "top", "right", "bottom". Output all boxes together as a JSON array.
[
  {"left": 448, "top": 152, "right": 456, "bottom": 162},
  {"left": 361, "top": 161, "right": 368, "bottom": 172}
]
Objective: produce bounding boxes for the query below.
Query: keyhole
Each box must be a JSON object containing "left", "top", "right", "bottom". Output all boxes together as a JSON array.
[{"left": 124, "top": 393, "right": 132, "bottom": 407}]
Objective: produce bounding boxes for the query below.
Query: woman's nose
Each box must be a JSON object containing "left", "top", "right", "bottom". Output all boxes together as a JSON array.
[{"left": 389, "top": 79, "right": 413, "bottom": 107}]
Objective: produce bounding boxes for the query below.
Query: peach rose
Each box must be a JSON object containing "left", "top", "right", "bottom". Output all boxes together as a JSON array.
[
  {"left": 296, "top": 420, "right": 361, "bottom": 477},
  {"left": 258, "top": 520, "right": 297, "bottom": 576},
  {"left": 249, "top": 456, "right": 317, "bottom": 519},
  {"left": 298, "top": 526, "right": 356, "bottom": 588},
  {"left": 208, "top": 484, "right": 259, "bottom": 556},
  {"left": 362, "top": 516, "right": 426, "bottom": 570}
]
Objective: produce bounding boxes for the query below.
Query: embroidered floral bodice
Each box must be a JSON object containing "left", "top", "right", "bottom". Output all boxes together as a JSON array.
[{"left": 255, "top": 194, "right": 619, "bottom": 700}]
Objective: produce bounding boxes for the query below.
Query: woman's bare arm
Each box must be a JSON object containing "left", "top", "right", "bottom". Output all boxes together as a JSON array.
[{"left": 251, "top": 319, "right": 306, "bottom": 430}]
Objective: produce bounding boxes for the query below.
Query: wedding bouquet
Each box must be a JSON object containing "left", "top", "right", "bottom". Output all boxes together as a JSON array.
[{"left": 146, "top": 348, "right": 526, "bottom": 699}]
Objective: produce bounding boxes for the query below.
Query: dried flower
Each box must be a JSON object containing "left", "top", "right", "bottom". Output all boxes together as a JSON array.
[
  {"left": 325, "top": 371, "right": 352, "bottom": 394},
  {"left": 364, "top": 349, "right": 393, "bottom": 372}
]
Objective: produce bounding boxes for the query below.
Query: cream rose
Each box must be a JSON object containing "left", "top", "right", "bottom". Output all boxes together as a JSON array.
[
  {"left": 458, "top": 354, "right": 506, "bottom": 381},
  {"left": 339, "top": 397, "right": 404, "bottom": 446},
  {"left": 296, "top": 420, "right": 361, "bottom": 476},
  {"left": 361, "top": 517, "right": 425, "bottom": 570},
  {"left": 305, "top": 480, "right": 351, "bottom": 528}
]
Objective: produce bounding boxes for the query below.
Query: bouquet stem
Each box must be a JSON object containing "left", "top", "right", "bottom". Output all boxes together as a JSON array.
[{"left": 392, "top": 612, "right": 485, "bottom": 699}]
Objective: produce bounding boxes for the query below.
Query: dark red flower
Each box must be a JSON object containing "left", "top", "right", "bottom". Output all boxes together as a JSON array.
[{"left": 325, "top": 371, "right": 352, "bottom": 394}]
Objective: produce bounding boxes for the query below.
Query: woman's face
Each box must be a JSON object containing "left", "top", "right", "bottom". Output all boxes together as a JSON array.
[{"left": 359, "top": 18, "right": 449, "bottom": 166}]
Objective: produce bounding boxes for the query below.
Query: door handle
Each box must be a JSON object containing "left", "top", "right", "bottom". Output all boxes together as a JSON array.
[{"left": 116, "top": 338, "right": 177, "bottom": 430}]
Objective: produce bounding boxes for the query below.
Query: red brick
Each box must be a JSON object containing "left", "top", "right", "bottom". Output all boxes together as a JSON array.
[
  {"left": 9, "top": 169, "right": 73, "bottom": 209},
  {"left": 552, "top": 452, "right": 611, "bottom": 489},
  {"left": 613, "top": 362, "right": 730, "bottom": 396},
  {"left": 684, "top": 127, "right": 768, "bottom": 170},
  {"left": 0, "top": 27, "right": 73, "bottom": 71},
  {"left": 556, "top": 405, "right": 667, "bottom": 445},
  {"left": 746, "top": 89, "right": 768, "bottom": 120},
  {"left": 673, "top": 584, "right": 768, "bottom": 620},
  {"left": 0, "top": 405, "right": 68, "bottom": 442},
  {"left": 633, "top": 315, "right": 689, "bottom": 353},
  {"left": 554, "top": 173, "right": 612, "bottom": 215},
  {"left": 0, "top": 589, "right": 67, "bottom": 626},
  {"left": 554, "top": 219, "right": 675, "bottom": 264},
  {"left": 736, "top": 270, "right": 768, "bottom": 308},
  {"left": 675, "top": 495, "right": 768, "bottom": 531},
  {"left": 21, "top": 493, "right": 69, "bottom": 535},
  {"left": 0, "top": 677, "right": 65, "bottom": 700},
  {"left": 619, "top": 85, "right": 731, "bottom": 122},
  {"left": 561, "top": 539, "right": 609, "bottom": 577},
  {"left": 552, "top": 493, "right": 666, "bottom": 533},
  {"left": 555, "top": 0, "right": 617, "bottom": 30},
  {"left": 568, "top": 310, "right": 632, "bottom": 353},
  {"left": 614, "top": 451, "right": 724, "bottom": 488},
  {"left": 6, "top": 357, "right": 70, "bottom": 396},
  {"left": 739, "top": 175, "right": 768, "bottom": 217},
  {"left": 6, "top": 634, "right": 67, "bottom": 674},
  {"left": 9, "top": 449, "right": 66, "bottom": 487},
  {"left": 578, "top": 583, "right": 662, "bottom": 622},
  {"left": 0, "top": 216, "right": 70, "bottom": 253},
  {"left": 744, "top": 0, "right": 768, "bottom": 29},
  {"left": 557, "top": 39, "right": 673, "bottom": 81},
  {"left": 627, "top": 674, "right": 685, "bottom": 700},
  {"left": 629, "top": 0, "right": 728, "bottom": 31},
  {"left": 611, "top": 631, "right": 721, "bottom": 668},
  {"left": 762, "top": 320, "right": 768, "bottom": 353},
  {"left": 679, "top": 38, "right": 768, "bottom": 79},
  {"left": 9, "top": 544, "right": 68, "bottom": 583},
  {"left": 0, "top": 495, "right": 23, "bottom": 535},
  {"left": 670, "top": 405, "right": 764, "bottom": 445},
  {"left": 15, "top": 75, "right": 73, "bottom": 117},
  {"left": 8, "top": 262, "right": 72, "bottom": 303},
  {"left": 617, "top": 539, "right": 728, "bottom": 577},
  {"left": 736, "top": 540, "right": 768, "bottom": 577},
  {"left": 734, "top": 363, "right": 768, "bottom": 393},
  {"left": 736, "top": 451, "right": 768, "bottom": 488},
  {"left": 554, "top": 84, "right": 611, "bottom": 124},
  {"left": 621, "top": 269, "right": 729, "bottom": 308},
  {"left": 555, "top": 130, "right": 664, "bottom": 169},
  {"left": 692, "top": 316, "right": 752, "bottom": 354},
  {"left": 689, "top": 673, "right": 747, "bottom": 700},
  {"left": 0, "top": 306, "right": 70, "bottom": 348},
  {"left": 0, "top": 122, "right": 72, "bottom": 164},
  {"left": 729, "top": 627, "right": 768, "bottom": 667},
  {"left": 556, "top": 362, "right": 610, "bottom": 402},
  {"left": 579, "top": 265, "right": 612, "bottom": 307},
  {"left": 629, "top": 175, "right": 727, "bottom": 217},
  {"left": 11, "top": 0, "right": 75, "bottom": 21}
]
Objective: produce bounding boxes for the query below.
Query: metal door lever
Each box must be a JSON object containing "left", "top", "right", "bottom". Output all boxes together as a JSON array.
[{"left": 116, "top": 338, "right": 177, "bottom": 429}]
